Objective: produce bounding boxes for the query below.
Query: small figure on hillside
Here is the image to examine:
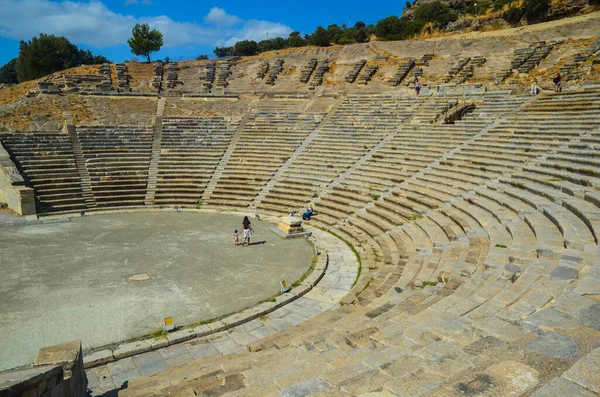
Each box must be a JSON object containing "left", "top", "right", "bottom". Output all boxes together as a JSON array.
[
  {"left": 289, "top": 210, "right": 295, "bottom": 217},
  {"left": 415, "top": 78, "right": 422, "bottom": 96},
  {"left": 233, "top": 229, "right": 239, "bottom": 246},
  {"left": 553, "top": 72, "right": 562, "bottom": 93},
  {"left": 302, "top": 205, "right": 314, "bottom": 221},
  {"left": 242, "top": 216, "right": 253, "bottom": 246},
  {"left": 530, "top": 78, "right": 539, "bottom": 95}
]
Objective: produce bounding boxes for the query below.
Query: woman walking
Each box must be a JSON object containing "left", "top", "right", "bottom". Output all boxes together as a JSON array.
[{"left": 242, "top": 216, "right": 254, "bottom": 246}]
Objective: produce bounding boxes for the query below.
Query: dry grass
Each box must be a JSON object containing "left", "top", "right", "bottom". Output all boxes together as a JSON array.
[
  {"left": 83, "top": 96, "right": 157, "bottom": 125},
  {"left": 126, "top": 62, "right": 155, "bottom": 90},
  {"left": 68, "top": 95, "right": 94, "bottom": 125},
  {"left": 0, "top": 81, "right": 37, "bottom": 107},
  {"left": 57, "top": 65, "right": 102, "bottom": 76},
  {"left": 0, "top": 95, "right": 64, "bottom": 132}
]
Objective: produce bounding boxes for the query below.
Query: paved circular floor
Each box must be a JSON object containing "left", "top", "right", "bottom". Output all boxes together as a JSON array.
[{"left": 0, "top": 212, "right": 314, "bottom": 371}]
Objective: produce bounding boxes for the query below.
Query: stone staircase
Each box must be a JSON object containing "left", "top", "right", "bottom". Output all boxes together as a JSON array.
[
  {"left": 60, "top": 96, "right": 96, "bottom": 209},
  {"left": 144, "top": 98, "right": 165, "bottom": 205},
  {"left": 66, "top": 125, "right": 97, "bottom": 209},
  {"left": 199, "top": 111, "right": 252, "bottom": 204}
]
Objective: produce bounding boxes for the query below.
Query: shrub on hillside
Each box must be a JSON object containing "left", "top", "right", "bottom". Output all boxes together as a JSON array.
[
  {"left": 413, "top": 1, "right": 458, "bottom": 28},
  {"left": 0, "top": 58, "right": 18, "bottom": 84},
  {"left": 522, "top": 0, "right": 550, "bottom": 22},
  {"left": 502, "top": 6, "right": 523, "bottom": 23},
  {"left": 15, "top": 34, "right": 109, "bottom": 83},
  {"left": 233, "top": 40, "right": 260, "bottom": 56}
]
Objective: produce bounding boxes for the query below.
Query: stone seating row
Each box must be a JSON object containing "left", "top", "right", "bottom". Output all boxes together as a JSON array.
[
  {"left": 388, "top": 58, "right": 415, "bottom": 87},
  {"left": 209, "top": 112, "right": 322, "bottom": 208},
  {"left": 255, "top": 61, "right": 269, "bottom": 80},
  {"left": 0, "top": 132, "right": 87, "bottom": 212},
  {"left": 299, "top": 59, "right": 317, "bottom": 83},
  {"left": 345, "top": 60, "right": 366, "bottom": 83},
  {"left": 155, "top": 117, "right": 238, "bottom": 205},
  {"left": 265, "top": 59, "right": 284, "bottom": 86},
  {"left": 307, "top": 60, "right": 330, "bottom": 90},
  {"left": 77, "top": 126, "right": 153, "bottom": 207}
]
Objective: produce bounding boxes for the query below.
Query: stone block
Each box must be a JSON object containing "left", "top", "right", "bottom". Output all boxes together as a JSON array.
[
  {"left": 83, "top": 350, "right": 114, "bottom": 369},
  {"left": 34, "top": 340, "right": 86, "bottom": 397},
  {"left": 166, "top": 328, "right": 196, "bottom": 345},
  {"left": 562, "top": 347, "right": 600, "bottom": 393},
  {"left": 113, "top": 340, "right": 152, "bottom": 360},
  {"left": 150, "top": 337, "right": 169, "bottom": 350}
]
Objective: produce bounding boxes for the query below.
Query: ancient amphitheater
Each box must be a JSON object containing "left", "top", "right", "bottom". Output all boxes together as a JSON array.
[{"left": 1, "top": 12, "right": 600, "bottom": 397}]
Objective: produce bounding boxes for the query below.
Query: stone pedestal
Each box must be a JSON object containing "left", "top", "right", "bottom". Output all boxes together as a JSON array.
[
  {"left": 278, "top": 217, "right": 304, "bottom": 234},
  {"left": 272, "top": 217, "right": 312, "bottom": 239}
]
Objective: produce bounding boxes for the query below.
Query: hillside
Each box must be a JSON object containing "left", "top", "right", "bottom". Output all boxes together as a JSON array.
[{"left": 0, "top": 12, "right": 598, "bottom": 132}]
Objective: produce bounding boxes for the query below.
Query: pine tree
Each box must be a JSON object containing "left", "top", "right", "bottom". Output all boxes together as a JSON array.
[{"left": 127, "top": 23, "right": 163, "bottom": 62}]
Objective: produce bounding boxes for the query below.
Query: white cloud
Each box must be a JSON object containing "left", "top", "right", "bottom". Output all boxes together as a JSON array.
[
  {"left": 124, "top": 0, "right": 152, "bottom": 5},
  {"left": 0, "top": 0, "right": 292, "bottom": 48},
  {"left": 204, "top": 7, "right": 241, "bottom": 27}
]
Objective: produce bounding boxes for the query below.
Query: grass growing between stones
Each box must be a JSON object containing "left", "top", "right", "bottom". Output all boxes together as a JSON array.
[
  {"left": 355, "top": 276, "right": 374, "bottom": 297},
  {"left": 292, "top": 254, "right": 319, "bottom": 287},
  {"left": 316, "top": 226, "right": 362, "bottom": 288}
]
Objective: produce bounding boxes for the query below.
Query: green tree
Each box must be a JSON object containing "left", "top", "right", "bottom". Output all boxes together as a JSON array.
[
  {"left": 77, "top": 49, "right": 110, "bottom": 65},
  {"left": 522, "top": 0, "right": 550, "bottom": 22},
  {"left": 16, "top": 34, "right": 79, "bottom": 82},
  {"left": 232, "top": 40, "right": 260, "bottom": 56},
  {"left": 413, "top": 1, "right": 458, "bottom": 28},
  {"left": 310, "top": 26, "right": 330, "bottom": 46},
  {"left": 127, "top": 23, "right": 163, "bottom": 62},
  {"left": 288, "top": 31, "right": 306, "bottom": 47},
  {"left": 0, "top": 58, "right": 18, "bottom": 84},
  {"left": 213, "top": 46, "right": 233, "bottom": 57},
  {"left": 196, "top": 54, "right": 209, "bottom": 60}
]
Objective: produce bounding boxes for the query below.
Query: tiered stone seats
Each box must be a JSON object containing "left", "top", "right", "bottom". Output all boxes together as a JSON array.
[
  {"left": 307, "top": 60, "right": 330, "bottom": 90},
  {"left": 215, "top": 62, "right": 233, "bottom": 88},
  {"left": 299, "top": 59, "right": 317, "bottom": 83},
  {"left": 560, "top": 38, "right": 600, "bottom": 81},
  {"left": 265, "top": 59, "right": 284, "bottom": 85},
  {"left": 0, "top": 132, "right": 87, "bottom": 212},
  {"left": 455, "top": 56, "right": 486, "bottom": 84},
  {"left": 345, "top": 60, "right": 366, "bottom": 83},
  {"left": 210, "top": 112, "right": 323, "bottom": 208},
  {"left": 199, "top": 61, "right": 216, "bottom": 92},
  {"left": 255, "top": 61, "right": 269, "bottom": 79},
  {"left": 357, "top": 64, "right": 379, "bottom": 85},
  {"left": 151, "top": 61, "right": 163, "bottom": 91},
  {"left": 388, "top": 58, "right": 415, "bottom": 86},
  {"left": 507, "top": 41, "right": 557, "bottom": 77},
  {"left": 443, "top": 57, "right": 470, "bottom": 83},
  {"left": 77, "top": 126, "right": 153, "bottom": 207},
  {"left": 55, "top": 73, "right": 105, "bottom": 93},
  {"left": 154, "top": 117, "right": 238, "bottom": 205},
  {"left": 259, "top": 95, "right": 419, "bottom": 216},
  {"left": 116, "top": 63, "right": 130, "bottom": 91},
  {"left": 98, "top": 63, "right": 112, "bottom": 91},
  {"left": 165, "top": 63, "right": 181, "bottom": 90},
  {"left": 69, "top": 88, "right": 600, "bottom": 397},
  {"left": 416, "top": 53, "right": 435, "bottom": 66}
]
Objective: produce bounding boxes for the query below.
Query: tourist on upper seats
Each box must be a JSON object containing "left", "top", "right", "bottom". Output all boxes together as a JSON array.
[
  {"left": 302, "top": 205, "right": 314, "bottom": 221},
  {"left": 553, "top": 72, "right": 562, "bottom": 93},
  {"left": 414, "top": 78, "right": 421, "bottom": 95},
  {"left": 530, "top": 78, "right": 539, "bottom": 95}
]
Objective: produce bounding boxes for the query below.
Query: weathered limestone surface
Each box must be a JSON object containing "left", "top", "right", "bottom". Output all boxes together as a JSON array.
[
  {"left": 0, "top": 145, "right": 35, "bottom": 215},
  {"left": 35, "top": 340, "right": 87, "bottom": 397}
]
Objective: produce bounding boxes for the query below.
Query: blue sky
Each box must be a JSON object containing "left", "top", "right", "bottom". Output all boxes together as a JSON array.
[{"left": 0, "top": 0, "right": 405, "bottom": 65}]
